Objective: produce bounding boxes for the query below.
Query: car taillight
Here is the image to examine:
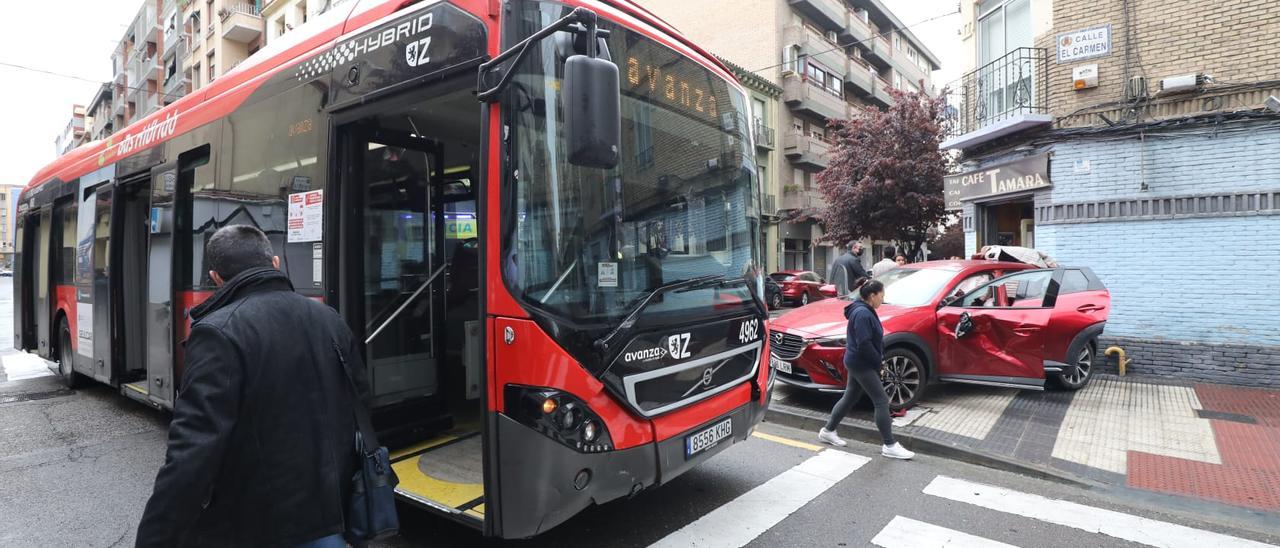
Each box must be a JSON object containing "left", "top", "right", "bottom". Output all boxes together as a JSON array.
[{"left": 505, "top": 385, "right": 613, "bottom": 453}]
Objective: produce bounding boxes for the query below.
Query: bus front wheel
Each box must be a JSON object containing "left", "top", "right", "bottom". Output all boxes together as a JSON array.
[{"left": 57, "top": 318, "right": 83, "bottom": 389}]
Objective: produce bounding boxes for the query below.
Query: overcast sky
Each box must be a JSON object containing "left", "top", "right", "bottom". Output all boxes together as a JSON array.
[
  {"left": 0, "top": 1, "right": 139, "bottom": 187},
  {"left": 0, "top": 0, "right": 966, "bottom": 188}
]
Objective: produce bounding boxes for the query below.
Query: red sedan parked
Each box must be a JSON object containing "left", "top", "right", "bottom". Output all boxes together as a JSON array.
[
  {"left": 768, "top": 260, "right": 1110, "bottom": 409},
  {"left": 769, "top": 270, "right": 828, "bottom": 307}
]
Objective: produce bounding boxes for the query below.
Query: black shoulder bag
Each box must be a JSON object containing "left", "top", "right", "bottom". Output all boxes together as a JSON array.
[{"left": 334, "top": 343, "right": 400, "bottom": 542}]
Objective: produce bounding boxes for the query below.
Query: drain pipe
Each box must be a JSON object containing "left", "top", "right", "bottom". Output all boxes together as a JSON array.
[{"left": 1105, "top": 346, "right": 1131, "bottom": 376}]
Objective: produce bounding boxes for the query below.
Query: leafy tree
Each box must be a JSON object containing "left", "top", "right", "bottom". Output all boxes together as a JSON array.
[
  {"left": 930, "top": 222, "right": 966, "bottom": 259},
  {"left": 816, "top": 88, "right": 951, "bottom": 259}
]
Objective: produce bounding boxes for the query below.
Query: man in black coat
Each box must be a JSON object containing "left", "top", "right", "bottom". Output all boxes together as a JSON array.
[
  {"left": 827, "top": 240, "right": 868, "bottom": 296},
  {"left": 137, "top": 225, "right": 370, "bottom": 547}
]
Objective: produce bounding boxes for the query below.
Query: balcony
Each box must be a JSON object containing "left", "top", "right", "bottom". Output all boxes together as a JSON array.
[
  {"left": 131, "top": 54, "right": 162, "bottom": 86},
  {"left": 163, "top": 72, "right": 190, "bottom": 100},
  {"left": 839, "top": 10, "right": 873, "bottom": 45},
  {"left": 753, "top": 118, "right": 776, "bottom": 150},
  {"left": 135, "top": 91, "right": 160, "bottom": 118},
  {"left": 781, "top": 188, "right": 824, "bottom": 211},
  {"left": 941, "top": 47, "right": 1050, "bottom": 151},
  {"left": 783, "top": 75, "right": 847, "bottom": 121},
  {"left": 868, "top": 75, "right": 894, "bottom": 107},
  {"left": 784, "top": 25, "right": 847, "bottom": 75},
  {"left": 787, "top": 0, "right": 844, "bottom": 30},
  {"left": 844, "top": 56, "right": 874, "bottom": 96},
  {"left": 864, "top": 31, "right": 890, "bottom": 66},
  {"left": 784, "top": 131, "right": 831, "bottom": 170},
  {"left": 221, "top": 2, "right": 264, "bottom": 43}
]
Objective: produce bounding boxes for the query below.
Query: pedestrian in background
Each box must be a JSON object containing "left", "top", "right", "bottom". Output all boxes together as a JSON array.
[
  {"left": 817, "top": 280, "right": 915, "bottom": 460},
  {"left": 895, "top": 254, "right": 907, "bottom": 267},
  {"left": 828, "top": 240, "right": 868, "bottom": 296},
  {"left": 871, "top": 246, "right": 898, "bottom": 278},
  {"left": 136, "top": 225, "right": 372, "bottom": 547}
]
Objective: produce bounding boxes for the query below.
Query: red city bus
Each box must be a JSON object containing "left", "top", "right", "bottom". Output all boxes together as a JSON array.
[{"left": 13, "top": 0, "right": 773, "bottom": 537}]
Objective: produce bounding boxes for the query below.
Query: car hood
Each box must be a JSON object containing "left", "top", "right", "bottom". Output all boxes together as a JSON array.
[{"left": 772, "top": 298, "right": 911, "bottom": 338}]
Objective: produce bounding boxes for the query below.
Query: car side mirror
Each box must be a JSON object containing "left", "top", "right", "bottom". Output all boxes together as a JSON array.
[
  {"left": 954, "top": 311, "right": 974, "bottom": 339},
  {"left": 563, "top": 55, "right": 620, "bottom": 169},
  {"left": 940, "top": 295, "right": 958, "bottom": 307}
]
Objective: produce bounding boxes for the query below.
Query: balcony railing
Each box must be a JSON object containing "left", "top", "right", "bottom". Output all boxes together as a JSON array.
[
  {"left": 221, "top": 2, "right": 264, "bottom": 43},
  {"left": 220, "top": 2, "right": 262, "bottom": 20},
  {"left": 784, "top": 130, "right": 832, "bottom": 170},
  {"left": 753, "top": 118, "right": 776, "bottom": 150},
  {"left": 944, "top": 47, "right": 1048, "bottom": 141},
  {"left": 782, "top": 188, "right": 823, "bottom": 211}
]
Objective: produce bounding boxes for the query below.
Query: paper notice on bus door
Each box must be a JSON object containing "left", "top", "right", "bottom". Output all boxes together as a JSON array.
[{"left": 287, "top": 189, "right": 324, "bottom": 242}]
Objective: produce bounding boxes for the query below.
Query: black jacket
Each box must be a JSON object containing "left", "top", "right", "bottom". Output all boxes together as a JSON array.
[
  {"left": 842, "top": 299, "right": 884, "bottom": 371},
  {"left": 136, "top": 268, "right": 370, "bottom": 547},
  {"left": 828, "top": 252, "right": 868, "bottom": 295}
]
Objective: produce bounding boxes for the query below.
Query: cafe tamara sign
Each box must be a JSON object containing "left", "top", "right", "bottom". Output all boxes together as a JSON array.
[{"left": 944, "top": 153, "right": 1051, "bottom": 210}]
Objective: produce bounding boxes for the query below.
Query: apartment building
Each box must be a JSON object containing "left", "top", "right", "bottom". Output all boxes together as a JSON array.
[
  {"left": 54, "top": 105, "right": 87, "bottom": 156},
  {"left": 109, "top": 0, "right": 169, "bottom": 127},
  {"left": 181, "top": 0, "right": 266, "bottom": 91},
  {"left": 261, "top": 0, "right": 355, "bottom": 43},
  {"left": 719, "top": 58, "right": 785, "bottom": 272},
  {"left": 85, "top": 84, "right": 115, "bottom": 143},
  {"left": 942, "top": 0, "right": 1280, "bottom": 385},
  {"left": 640, "top": 0, "right": 940, "bottom": 275},
  {"left": 1, "top": 185, "right": 23, "bottom": 268}
]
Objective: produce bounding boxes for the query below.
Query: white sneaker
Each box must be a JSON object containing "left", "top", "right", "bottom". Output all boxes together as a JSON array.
[
  {"left": 881, "top": 442, "right": 915, "bottom": 460},
  {"left": 817, "top": 428, "right": 847, "bottom": 447}
]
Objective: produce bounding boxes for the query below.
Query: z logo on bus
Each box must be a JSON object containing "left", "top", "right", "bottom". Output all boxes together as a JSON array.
[
  {"left": 405, "top": 37, "right": 432, "bottom": 67},
  {"left": 668, "top": 333, "right": 692, "bottom": 360}
]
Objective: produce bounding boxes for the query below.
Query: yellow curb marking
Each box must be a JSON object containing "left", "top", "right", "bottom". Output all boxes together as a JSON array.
[{"left": 751, "top": 431, "right": 822, "bottom": 452}]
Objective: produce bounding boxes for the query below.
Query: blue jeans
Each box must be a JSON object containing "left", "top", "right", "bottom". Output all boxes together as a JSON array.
[{"left": 295, "top": 533, "right": 346, "bottom": 548}]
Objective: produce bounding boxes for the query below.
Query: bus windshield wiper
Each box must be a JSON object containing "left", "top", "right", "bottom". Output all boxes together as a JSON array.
[{"left": 592, "top": 274, "right": 723, "bottom": 354}]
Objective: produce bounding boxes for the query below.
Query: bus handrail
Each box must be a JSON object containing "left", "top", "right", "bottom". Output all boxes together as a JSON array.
[{"left": 365, "top": 264, "right": 448, "bottom": 345}]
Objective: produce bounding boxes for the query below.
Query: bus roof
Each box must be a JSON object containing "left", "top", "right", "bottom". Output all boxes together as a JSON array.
[{"left": 25, "top": 0, "right": 734, "bottom": 196}]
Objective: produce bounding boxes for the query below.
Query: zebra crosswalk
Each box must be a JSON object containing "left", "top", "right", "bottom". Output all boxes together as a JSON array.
[{"left": 643, "top": 431, "right": 1278, "bottom": 548}]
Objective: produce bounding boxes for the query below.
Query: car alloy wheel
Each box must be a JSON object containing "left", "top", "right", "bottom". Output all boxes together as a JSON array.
[
  {"left": 1056, "top": 344, "right": 1094, "bottom": 390},
  {"left": 800, "top": 292, "right": 810, "bottom": 306},
  {"left": 880, "top": 350, "right": 924, "bottom": 410},
  {"left": 771, "top": 293, "right": 783, "bottom": 310}
]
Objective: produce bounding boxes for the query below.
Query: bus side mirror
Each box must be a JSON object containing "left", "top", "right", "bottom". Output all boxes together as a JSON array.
[{"left": 563, "top": 55, "right": 620, "bottom": 169}]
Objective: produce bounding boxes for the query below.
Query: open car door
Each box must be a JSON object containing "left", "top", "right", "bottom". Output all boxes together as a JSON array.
[{"left": 935, "top": 269, "right": 1065, "bottom": 389}]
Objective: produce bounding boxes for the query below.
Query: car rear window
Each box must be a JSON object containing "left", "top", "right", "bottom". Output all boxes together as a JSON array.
[
  {"left": 1059, "top": 269, "right": 1091, "bottom": 294},
  {"left": 770, "top": 273, "right": 796, "bottom": 282}
]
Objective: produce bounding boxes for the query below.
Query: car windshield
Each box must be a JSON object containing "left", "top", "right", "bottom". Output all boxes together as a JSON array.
[
  {"left": 874, "top": 268, "right": 956, "bottom": 307},
  {"left": 505, "top": 1, "right": 763, "bottom": 326}
]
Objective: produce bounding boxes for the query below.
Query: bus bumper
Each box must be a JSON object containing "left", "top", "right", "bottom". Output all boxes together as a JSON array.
[{"left": 495, "top": 392, "right": 768, "bottom": 538}]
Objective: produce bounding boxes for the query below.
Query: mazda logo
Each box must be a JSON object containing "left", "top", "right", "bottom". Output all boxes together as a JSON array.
[{"left": 771, "top": 332, "right": 783, "bottom": 344}]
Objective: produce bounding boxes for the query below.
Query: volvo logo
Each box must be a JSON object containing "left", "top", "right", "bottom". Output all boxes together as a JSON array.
[{"left": 683, "top": 361, "right": 727, "bottom": 397}]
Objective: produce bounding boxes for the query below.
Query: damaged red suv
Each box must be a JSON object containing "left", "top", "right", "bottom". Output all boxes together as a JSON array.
[{"left": 768, "top": 261, "right": 1110, "bottom": 409}]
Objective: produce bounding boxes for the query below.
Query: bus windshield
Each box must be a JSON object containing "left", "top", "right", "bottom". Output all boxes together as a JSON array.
[{"left": 506, "top": 1, "right": 763, "bottom": 327}]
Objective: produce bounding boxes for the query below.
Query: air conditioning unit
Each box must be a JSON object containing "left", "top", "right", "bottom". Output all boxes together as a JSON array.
[
  {"left": 1124, "top": 75, "right": 1147, "bottom": 100},
  {"left": 1159, "top": 73, "right": 1207, "bottom": 94}
]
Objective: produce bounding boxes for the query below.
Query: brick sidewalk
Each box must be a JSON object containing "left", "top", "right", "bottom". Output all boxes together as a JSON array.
[{"left": 770, "top": 374, "right": 1280, "bottom": 515}]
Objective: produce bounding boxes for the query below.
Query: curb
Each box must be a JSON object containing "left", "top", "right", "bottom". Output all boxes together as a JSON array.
[{"left": 764, "top": 403, "right": 1095, "bottom": 488}]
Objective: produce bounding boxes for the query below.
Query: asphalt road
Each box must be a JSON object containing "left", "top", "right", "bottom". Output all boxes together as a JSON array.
[{"left": 2, "top": 286, "right": 1277, "bottom": 547}]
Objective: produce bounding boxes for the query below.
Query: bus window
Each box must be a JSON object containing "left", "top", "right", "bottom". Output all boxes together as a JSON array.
[{"left": 211, "top": 86, "right": 326, "bottom": 296}]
